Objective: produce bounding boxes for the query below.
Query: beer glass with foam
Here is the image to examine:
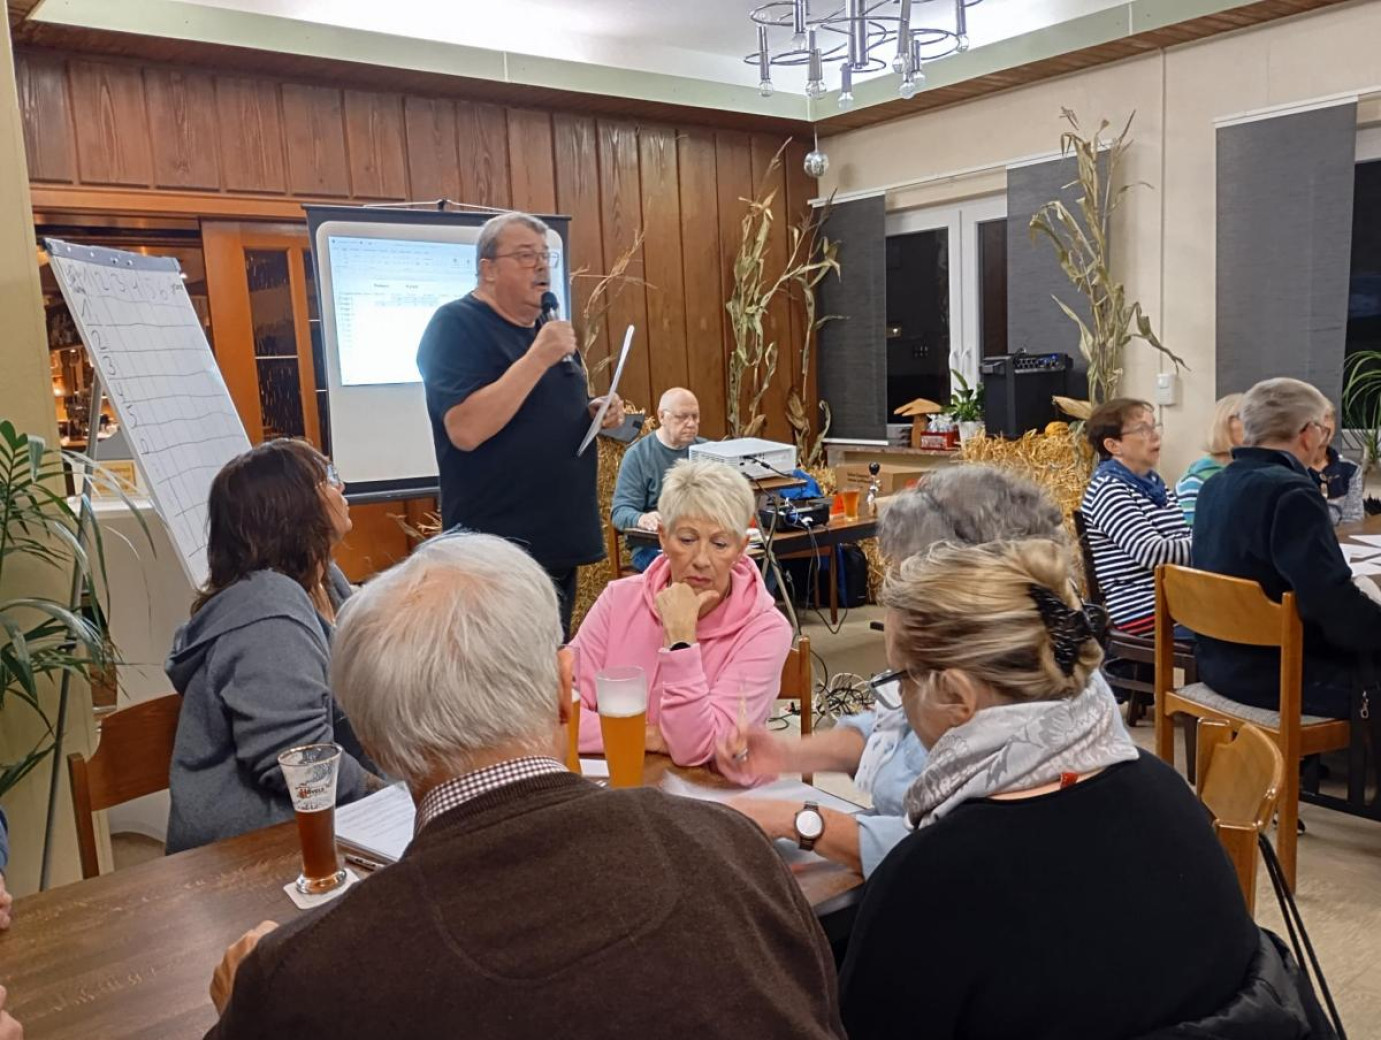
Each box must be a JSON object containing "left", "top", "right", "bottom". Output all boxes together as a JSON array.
[
  {"left": 596, "top": 666, "right": 647, "bottom": 788},
  {"left": 277, "top": 743, "right": 347, "bottom": 894}
]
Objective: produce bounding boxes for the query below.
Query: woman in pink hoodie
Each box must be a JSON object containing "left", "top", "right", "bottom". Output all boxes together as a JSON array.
[{"left": 573, "top": 458, "right": 792, "bottom": 767}]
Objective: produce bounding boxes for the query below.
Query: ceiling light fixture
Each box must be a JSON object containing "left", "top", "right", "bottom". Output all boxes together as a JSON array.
[{"left": 748, "top": 0, "right": 980, "bottom": 109}]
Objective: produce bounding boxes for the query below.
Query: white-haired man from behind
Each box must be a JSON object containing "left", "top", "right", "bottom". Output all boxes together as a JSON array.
[{"left": 201, "top": 532, "right": 845, "bottom": 1040}]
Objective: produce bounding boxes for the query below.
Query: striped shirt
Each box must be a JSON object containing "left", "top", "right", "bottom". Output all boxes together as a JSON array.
[
  {"left": 415, "top": 756, "right": 567, "bottom": 835},
  {"left": 1081, "top": 473, "right": 1192, "bottom": 634}
]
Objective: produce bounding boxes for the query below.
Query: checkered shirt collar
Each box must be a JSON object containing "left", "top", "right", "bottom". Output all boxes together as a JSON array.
[{"left": 414, "top": 756, "right": 568, "bottom": 835}]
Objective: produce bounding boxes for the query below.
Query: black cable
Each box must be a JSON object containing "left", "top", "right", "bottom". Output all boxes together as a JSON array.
[{"left": 802, "top": 521, "right": 848, "bottom": 636}]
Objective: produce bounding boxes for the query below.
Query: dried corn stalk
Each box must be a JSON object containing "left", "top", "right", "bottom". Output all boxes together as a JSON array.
[
  {"left": 727, "top": 144, "right": 841, "bottom": 441},
  {"left": 572, "top": 227, "right": 651, "bottom": 396},
  {"left": 1028, "top": 109, "right": 1186, "bottom": 407}
]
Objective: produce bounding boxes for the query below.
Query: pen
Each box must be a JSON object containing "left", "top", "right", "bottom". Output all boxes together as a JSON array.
[
  {"left": 733, "top": 696, "right": 750, "bottom": 763},
  {"left": 344, "top": 853, "right": 388, "bottom": 873}
]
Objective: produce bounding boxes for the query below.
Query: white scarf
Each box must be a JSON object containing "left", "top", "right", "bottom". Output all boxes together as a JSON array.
[{"left": 903, "top": 672, "right": 1137, "bottom": 829}]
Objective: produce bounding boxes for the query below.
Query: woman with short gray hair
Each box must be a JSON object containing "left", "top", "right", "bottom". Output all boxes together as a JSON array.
[
  {"left": 715, "top": 466, "right": 1089, "bottom": 878},
  {"left": 571, "top": 459, "right": 792, "bottom": 767}
]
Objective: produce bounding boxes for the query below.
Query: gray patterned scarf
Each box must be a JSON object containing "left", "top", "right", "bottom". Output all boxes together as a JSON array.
[{"left": 903, "top": 672, "right": 1138, "bottom": 829}]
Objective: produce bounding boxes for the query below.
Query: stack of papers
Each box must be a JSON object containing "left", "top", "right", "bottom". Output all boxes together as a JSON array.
[{"left": 1343, "top": 534, "right": 1381, "bottom": 578}]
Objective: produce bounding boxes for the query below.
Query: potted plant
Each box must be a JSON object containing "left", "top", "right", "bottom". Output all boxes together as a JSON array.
[
  {"left": 0, "top": 419, "right": 149, "bottom": 885},
  {"left": 1342, "top": 350, "right": 1381, "bottom": 473},
  {"left": 948, "top": 369, "right": 985, "bottom": 442}
]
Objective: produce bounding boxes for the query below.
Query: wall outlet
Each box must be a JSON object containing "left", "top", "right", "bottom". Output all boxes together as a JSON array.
[{"left": 1155, "top": 372, "right": 1177, "bottom": 406}]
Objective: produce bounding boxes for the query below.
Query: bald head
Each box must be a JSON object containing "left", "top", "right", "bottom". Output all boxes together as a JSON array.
[{"left": 657, "top": 388, "right": 701, "bottom": 449}]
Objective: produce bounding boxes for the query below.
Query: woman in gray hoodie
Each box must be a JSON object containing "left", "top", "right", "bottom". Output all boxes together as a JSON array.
[{"left": 165, "top": 439, "right": 380, "bottom": 853}]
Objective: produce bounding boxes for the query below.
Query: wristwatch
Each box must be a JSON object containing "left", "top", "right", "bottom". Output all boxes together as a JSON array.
[{"left": 793, "top": 801, "right": 825, "bottom": 851}]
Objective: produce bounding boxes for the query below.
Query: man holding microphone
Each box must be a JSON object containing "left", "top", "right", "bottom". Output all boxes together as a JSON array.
[{"left": 418, "top": 212, "right": 623, "bottom": 636}]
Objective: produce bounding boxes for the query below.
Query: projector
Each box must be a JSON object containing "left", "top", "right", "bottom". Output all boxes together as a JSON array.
[{"left": 690, "top": 438, "right": 798, "bottom": 480}]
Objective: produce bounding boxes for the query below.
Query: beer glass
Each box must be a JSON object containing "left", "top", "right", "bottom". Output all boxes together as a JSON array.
[
  {"left": 841, "top": 488, "right": 861, "bottom": 520},
  {"left": 277, "top": 743, "right": 347, "bottom": 894},
  {"left": 596, "top": 666, "right": 647, "bottom": 788}
]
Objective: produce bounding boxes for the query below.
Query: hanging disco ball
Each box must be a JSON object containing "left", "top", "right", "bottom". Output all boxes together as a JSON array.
[{"left": 803, "top": 149, "right": 829, "bottom": 178}]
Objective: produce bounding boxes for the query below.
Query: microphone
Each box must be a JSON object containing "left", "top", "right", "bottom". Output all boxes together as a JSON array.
[
  {"left": 541, "top": 290, "right": 560, "bottom": 324},
  {"left": 541, "top": 291, "right": 577, "bottom": 367}
]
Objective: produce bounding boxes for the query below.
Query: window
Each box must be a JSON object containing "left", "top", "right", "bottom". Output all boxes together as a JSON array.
[{"left": 1344, "top": 130, "right": 1381, "bottom": 433}]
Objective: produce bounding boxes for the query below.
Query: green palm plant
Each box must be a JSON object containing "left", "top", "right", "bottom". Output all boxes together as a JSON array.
[
  {"left": 1342, "top": 350, "right": 1381, "bottom": 469},
  {"left": 1028, "top": 109, "right": 1187, "bottom": 406},
  {"left": 0, "top": 419, "right": 150, "bottom": 812}
]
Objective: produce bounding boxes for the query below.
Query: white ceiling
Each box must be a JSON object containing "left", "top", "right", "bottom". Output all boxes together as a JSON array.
[{"left": 164, "top": 0, "right": 1133, "bottom": 92}]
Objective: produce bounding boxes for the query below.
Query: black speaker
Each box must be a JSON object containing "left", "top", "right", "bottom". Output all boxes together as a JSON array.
[{"left": 980, "top": 351, "right": 1072, "bottom": 438}]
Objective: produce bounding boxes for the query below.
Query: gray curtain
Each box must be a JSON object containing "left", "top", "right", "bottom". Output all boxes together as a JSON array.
[
  {"left": 1006, "top": 155, "right": 1092, "bottom": 398},
  {"left": 819, "top": 195, "right": 887, "bottom": 440},
  {"left": 1216, "top": 102, "right": 1358, "bottom": 405}
]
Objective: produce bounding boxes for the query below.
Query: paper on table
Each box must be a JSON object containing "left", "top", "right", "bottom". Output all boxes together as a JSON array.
[
  {"left": 659, "top": 773, "right": 863, "bottom": 817},
  {"left": 335, "top": 783, "right": 416, "bottom": 864},
  {"left": 578, "top": 325, "right": 635, "bottom": 456},
  {"left": 1340, "top": 543, "right": 1381, "bottom": 561},
  {"left": 1349, "top": 560, "right": 1381, "bottom": 577},
  {"left": 1347, "top": 534, "right": 1381, "bottom": 547}
]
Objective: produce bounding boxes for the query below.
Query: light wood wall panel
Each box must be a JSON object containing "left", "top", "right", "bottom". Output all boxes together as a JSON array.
[
  {"left": 281, "top": 83, "right": 350, "bottom": 197},
  {"left": 343, "top": 90, "right": 407, "bottom": 200},
  {"left": 16, "top": 48, "right": 814, "bottom": 440},
  {"left": 145, "top": 69, "right": 220, "bottom": 190},
  {"left": 215, "top": 77, "right": 286, "bottom": 193},
  {"left": 15, "top": 51, "right": 74, "bottom": 183},
  {"left": 506, "top": 108, "right": 556, "bottom": 214},
  {"left": 403, "top": 96, "right": 460, "bottom": 203},
  {"left": 552, "top": 113, "right": 609, "bottom": 378},
  {"left": 639, "top": 125, "right": 688, "bottom": 398},
  {"left": 456, "top": 100, "right": 510, "bottom": 208},
  {"left": 68, "top": 60, "right": 152, "bottom": 186},
  {"left": 677, "top": 128, "right": 727, "bottom": 438},
  {"left": 598, "top": 120, "right": 651, "bottom": 413}
]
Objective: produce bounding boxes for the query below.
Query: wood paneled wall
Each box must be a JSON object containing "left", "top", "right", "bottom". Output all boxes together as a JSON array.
[{"left": 16, "top": 48, "right": 817, "bottom": 440}]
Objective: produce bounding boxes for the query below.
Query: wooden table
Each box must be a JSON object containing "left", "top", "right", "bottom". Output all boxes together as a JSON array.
[
  {"left": 0, "top": 757, "right": 864, "bottom": 1040},
  {"left": 1338, "top": 513, "right": 1381, "bottom": 585}
]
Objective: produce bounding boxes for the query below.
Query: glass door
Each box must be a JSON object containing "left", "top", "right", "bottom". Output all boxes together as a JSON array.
[
  {"left": 202, "top": 222, "right": 324, "bottom": 449},
  {"left": 885, "top": 195, "right": 1007, "bottom": 392}
]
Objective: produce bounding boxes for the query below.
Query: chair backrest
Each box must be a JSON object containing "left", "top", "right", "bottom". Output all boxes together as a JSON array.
[
  {"left": 779, "top": 637, "right": 814, "bottom": 783},
  {"left": 1155, "top": 565, "right": 1303, "bottom": 716},
  {"left": 67, "top": 693, "right": 182, "bottom": 879},
  {"left": 1071, "top": 509, "right": 1105, "bottom": 605},
  {"left": 1196, "top": 719, "right": 1285, "bottom": 914}
]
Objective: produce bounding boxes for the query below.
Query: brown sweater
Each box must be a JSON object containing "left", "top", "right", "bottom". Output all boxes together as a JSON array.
[{"left": 208, "top": 772, "right": 845, "bottom": 1039}]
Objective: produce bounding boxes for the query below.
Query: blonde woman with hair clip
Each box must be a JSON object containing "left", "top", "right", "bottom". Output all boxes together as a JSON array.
[{"left": 839, "top": 540, "right": 1327, "bottom": 1040}]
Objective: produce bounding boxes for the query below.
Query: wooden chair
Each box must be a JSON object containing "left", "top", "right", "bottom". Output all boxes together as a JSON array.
[
  {"left": 1072, "top": 509, "right": 1198, "bottom": 730},
  {"left": 1196, "top": 719, "right": 1284, "bottom": 915},
  {"left": 67, "top": 694, "right": 182, "bottom": 879},
  {"left": 1154, "top": 565, "right": 1351, "bottom": 891},
  {"left": 604, "top": 521, "right": 640, "bottom": 583},
  {"left": 779, "top": 636, "right": 814, "bottom": 783}
]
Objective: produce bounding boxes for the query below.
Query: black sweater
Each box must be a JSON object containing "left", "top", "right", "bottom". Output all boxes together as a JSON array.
[
  {"left": 209, "top": 773, "right": 845, "bottom": 1039},
  {"left": 1193, "top": 446, "right": 1381, "bottom": 712},
  {"left": 839, "top": 753, "right": 1258, "bottom": 1040}
]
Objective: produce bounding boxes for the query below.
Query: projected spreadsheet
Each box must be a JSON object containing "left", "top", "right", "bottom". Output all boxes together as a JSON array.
[{"left": 328, "top": 236, "right": 478, "bottom": 386}]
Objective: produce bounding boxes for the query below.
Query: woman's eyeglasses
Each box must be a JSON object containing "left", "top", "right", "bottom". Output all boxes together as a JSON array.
[
  {"left": 868, "top": 669, "right": 907, "bottom": 711},
  {"left": 324, "top": 463, "right": 344, "bottom": 490}
]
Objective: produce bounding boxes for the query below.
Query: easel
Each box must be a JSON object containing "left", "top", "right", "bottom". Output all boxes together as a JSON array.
[{"left": 39, "top": 374, "right": 105, "bottom": 889}]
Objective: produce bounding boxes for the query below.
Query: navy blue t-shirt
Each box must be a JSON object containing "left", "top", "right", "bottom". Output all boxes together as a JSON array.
[{"left": 416, "top": 293, "right": 604, "bottom": 570}]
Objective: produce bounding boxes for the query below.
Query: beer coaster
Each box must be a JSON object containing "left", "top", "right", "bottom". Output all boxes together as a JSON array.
[{"left": 282, "top": 868, "right": 362, "bottom": 911}]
